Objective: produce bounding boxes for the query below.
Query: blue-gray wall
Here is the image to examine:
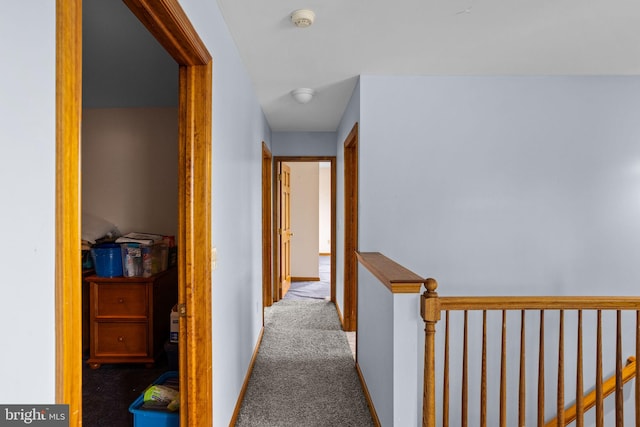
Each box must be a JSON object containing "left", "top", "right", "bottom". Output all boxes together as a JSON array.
[
  {"left": 358, "top": 265, "right": 394, "bottom": 426},
  {"left": 358, "top": 75, "right": 640, "bottom": 425},
  {"left": 359, "top": 76, "right": 640, "bottom": 295},
  {"left": 1, "top": 2, "right": 56, "bottom": 401},
  {"left": 272, "top": 132, "right": 337, "bottom": 157}
]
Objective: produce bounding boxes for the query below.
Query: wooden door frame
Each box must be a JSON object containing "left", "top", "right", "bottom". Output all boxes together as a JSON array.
[
  {"left": 56, "top": 1, "right": 213, "bottom": 425},
  {"left": 343, "top": 123, "right": 359, "bottom": 332},
  {"left": 272, "top": 157, "right": 337, "bottom": 304},
  {"left": 262, "top": 143, "right": 273, "bottom": 310}
]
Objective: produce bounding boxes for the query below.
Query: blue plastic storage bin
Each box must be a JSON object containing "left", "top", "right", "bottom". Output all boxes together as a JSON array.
[
  {"left": 90, "top": 243, "right": 122, "bottom": 277},
  {"left": 129, "top": 371, "right": 179, "bottom": 427}
]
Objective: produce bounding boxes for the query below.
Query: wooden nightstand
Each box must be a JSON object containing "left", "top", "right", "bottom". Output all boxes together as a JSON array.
[{"left": 86, "top": 267, "right": 177, "bottom": 369}]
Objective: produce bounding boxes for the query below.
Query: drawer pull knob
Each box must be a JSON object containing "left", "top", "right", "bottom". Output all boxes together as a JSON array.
[
  {"left": 118, "top": 298, "right": 124, "bottom": 304},
  {"left": 118, "top": 336, "right": 125, "bottom": 342}
]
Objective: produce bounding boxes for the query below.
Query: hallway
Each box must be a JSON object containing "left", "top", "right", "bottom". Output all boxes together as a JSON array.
[
  {"left": 283, "top": 255, "right": 331, "bottom": 301},
  {"left": 282, "top": 255, "right": 357, "bottom": 357},
  {"left": 234, "top": 299, "right": 374, "bottom": 426}
]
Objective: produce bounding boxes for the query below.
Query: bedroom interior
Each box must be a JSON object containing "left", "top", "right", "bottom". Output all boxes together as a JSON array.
[{"left": 80, "top": 0, "right": 180, "bottom": 424}]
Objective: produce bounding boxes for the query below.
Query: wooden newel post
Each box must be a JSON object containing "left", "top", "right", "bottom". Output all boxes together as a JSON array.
[{"left": 422, "top": 278, "right": 440, "bottom": 427}]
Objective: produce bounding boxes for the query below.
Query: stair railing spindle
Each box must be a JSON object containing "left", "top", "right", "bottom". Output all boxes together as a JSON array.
[
  {"left": 519, "top": 310, "right": 526, "bottom": 427},
  {"left": 538, "top": 310, "right": 546, "bottom": 427}
]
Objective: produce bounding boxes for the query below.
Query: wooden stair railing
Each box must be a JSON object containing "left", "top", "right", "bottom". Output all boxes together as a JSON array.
[
  {"left": 421, "top": 279, "right": 640, "bottom": 427},
  {"left": 545, "top": 356, "right": 637, "bottom": 427}
]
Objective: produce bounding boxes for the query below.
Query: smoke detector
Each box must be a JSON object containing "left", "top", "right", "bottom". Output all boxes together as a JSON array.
[{"left": 291, "top": 9, "right": 315, "bottom": 28}]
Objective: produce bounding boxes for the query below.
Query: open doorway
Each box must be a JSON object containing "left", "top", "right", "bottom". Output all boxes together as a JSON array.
[
  {"left": 56, "top": 1, "right": 212, "bottom": 425},
  {"left": 272, "top": 157, "right": 336, "bottom": 306},
  {"left": 80, "top": 1, "right": 179, "bottom": 422}
]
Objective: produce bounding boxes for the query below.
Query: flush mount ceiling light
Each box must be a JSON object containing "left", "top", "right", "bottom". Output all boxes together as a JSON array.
[
  {"left": 291, "top": 88, "right": 315, "bottom": 104},
  {"left": 291, "top": 9, "right": 315, "bottom": 28}
]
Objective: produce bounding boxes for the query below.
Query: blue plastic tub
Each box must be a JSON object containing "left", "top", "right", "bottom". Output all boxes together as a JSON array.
[
  {"left": 90, "top": 243, "right": 123, "bottom": 277},
  {"left": 129, "top": 371, "right": 179, "bottom": 427}
]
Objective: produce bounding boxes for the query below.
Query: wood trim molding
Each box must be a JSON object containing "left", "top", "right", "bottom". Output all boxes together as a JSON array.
[
  {"left": 335, "top": 301, "right": 344, "bottom": 327},
  {"left": 274, "top": 156, "right": 335, "bottom": 162},
  {"left": 291, "top": 277, "right": 321, "bottom": 282},
  {"left": 330, "top": 159, "right": 337, "bottom": 304},
  {"left": 355, "top": 252, "right": 425, "bottom": 294},
  {"left": 262, "top": 143, "right": 273, "bottom": 309},
  {"left": 356, "top": 362, "right": 382, "bottom": 427},
  {"left": 121, "top": 2, "right": 213, "bottom": 425},
  {"left": 122, "top": 0, "right": 211, "bottom": 65},
  {"left": 229, "top": 327, "right": 265, "bottom": 425},
  {"left": 178, "top": 61, "right": 213, "bottom": 427},
  {"left": 343, "top": 123, "right": 359, "bottom": 331},
  {"left": 55, "top": 1, "right": 82, "bottom": 424}
]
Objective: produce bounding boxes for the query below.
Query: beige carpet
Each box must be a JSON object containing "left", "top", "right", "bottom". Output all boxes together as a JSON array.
[{"left": 235, "top": 300, "right": 374, "bottom": 426}]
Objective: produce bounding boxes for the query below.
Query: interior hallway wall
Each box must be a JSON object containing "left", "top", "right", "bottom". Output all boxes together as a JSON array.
[
  {"left": 178, "top": 1, "right": 272, "bottom": 424},
  {"left": 360, "top": 75, "right": 640, "bottom": 295},
  {"left": 358, "top": 75, "right": 640, "bottom": 425},
  {"left": 0, "top": 2, "right": 56, "bottom": 403},
  {"left": 272, "top": 132, "right": 337, "bottom": 157}
]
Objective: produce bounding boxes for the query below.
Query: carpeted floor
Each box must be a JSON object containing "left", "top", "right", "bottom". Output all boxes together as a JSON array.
[
  {"left": 235, "top": 300, "right": 374, "bottom": 427},
  {"left": 283, "top": 256, "right": 330, "bottom": 300}
]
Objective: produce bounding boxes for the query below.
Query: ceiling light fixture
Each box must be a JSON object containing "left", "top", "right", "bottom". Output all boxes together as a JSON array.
[
  {"left": 291, "top": 88, "right": 315, "bottom": 104},
  {"left": 290, "top": 9, "right": 315, "bottom": 28}
]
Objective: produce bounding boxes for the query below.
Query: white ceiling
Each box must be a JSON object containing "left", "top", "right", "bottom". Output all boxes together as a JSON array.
[{"left": 216, "top": 0, "right": 640, "bottom": 132}]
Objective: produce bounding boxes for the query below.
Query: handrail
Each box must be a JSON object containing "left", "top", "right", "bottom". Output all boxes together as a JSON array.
[
  {"left": 421, "top": 278, "right": 640, "bottom": 427},
  {"left": 544, "top": 356, "right": 637, "bottom": 427},
  {"left": 438, "top": 296, "right": 640, "bottom": 311},
  {"left": 356, "top": 252, "right": 426, "bottom": 293}
]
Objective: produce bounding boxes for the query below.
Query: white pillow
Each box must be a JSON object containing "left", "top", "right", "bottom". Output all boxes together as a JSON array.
[{"left": 82, "top": 212, "right": 120, "bottom": 244}]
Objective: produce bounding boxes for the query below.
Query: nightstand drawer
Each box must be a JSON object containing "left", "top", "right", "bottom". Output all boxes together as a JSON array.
[
  {"left": 94, "top": 322, "right": 148, "bottom": 357},
  {"left": 94, "top": 283, "right": 148, "bottom": 318},
  {"left": 86, "top": 268, "right": 177, "bottom": 368}
]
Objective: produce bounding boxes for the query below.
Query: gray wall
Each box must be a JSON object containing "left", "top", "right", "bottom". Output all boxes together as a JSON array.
[
  {"left": 272, "top": 131, "right": 337, "bottom": 157},
  {"left": 358, "top": 75, "right": 640, "bottom": 424},
  {"left": 358, "top": 265, "right": 394, "bottom": 426},
  {"left": 360, "top": 75, "right": 640, "bottom": 296},
  {"left": 1, "top": 2, "right": 56, "bottom": 401}
]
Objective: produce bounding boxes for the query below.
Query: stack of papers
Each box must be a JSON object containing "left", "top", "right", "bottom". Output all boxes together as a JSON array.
[{"left": 116, "top": 232, "right": 164, "bottom": 245}]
